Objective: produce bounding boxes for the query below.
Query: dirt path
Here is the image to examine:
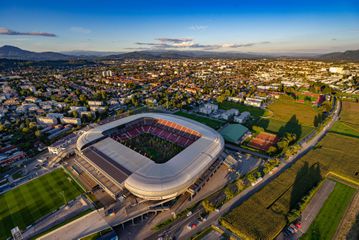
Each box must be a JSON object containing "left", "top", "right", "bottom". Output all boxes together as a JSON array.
[{"left": 334, "top": 190, "right": 359, "bottom": 240}]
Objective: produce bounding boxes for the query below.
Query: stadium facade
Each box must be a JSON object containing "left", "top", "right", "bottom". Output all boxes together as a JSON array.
[{"left": 75, "top": 113, "right": 224, "bottom": 200}]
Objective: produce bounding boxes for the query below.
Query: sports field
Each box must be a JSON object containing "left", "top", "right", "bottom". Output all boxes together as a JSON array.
[
  {"left": 174, "top": 111, "right": 224, "bottom": 129},
  {"left": 122, "top": 133, "right": 184, "bottom": 163},
  {"left": 0, "top": 169, "right": 83, "bottom": 239},
  {"left": 220, "top": 96, "right": 317, "bottom": 140},
  {"left": 302, "top": 182, "right": 356, "bottom": 240},
  {"left": 256, "top": 96, "right": 317, "bottom": 139}
]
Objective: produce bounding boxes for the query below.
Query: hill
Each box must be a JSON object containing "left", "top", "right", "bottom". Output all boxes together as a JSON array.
[
  {"left": 317, "top": 49, "right": 359, "bottom": 61},
  {"left": 0, "top": 45, "right": 73, "bottom": 61}
]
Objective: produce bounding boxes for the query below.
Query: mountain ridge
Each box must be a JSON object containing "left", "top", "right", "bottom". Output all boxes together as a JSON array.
[{"left": 1, "top": 45, "right": 358, "bottom": 61}]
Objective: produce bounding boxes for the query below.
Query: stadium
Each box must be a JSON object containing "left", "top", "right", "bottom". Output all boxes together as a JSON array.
[{"left": 75, "top": 113, "right": 224, "bottom": 201}]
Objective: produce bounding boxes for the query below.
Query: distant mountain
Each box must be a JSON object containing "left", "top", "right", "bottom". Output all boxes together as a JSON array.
[
  {"left": 61, "top": 50, "right": 124, "bottom": 57},
  {"left": 0, "top": 45, "right": 73, "bottom": 61},
  {"left": 1, "top": 45, "right": 359, "bottom": 62},
  {"left": 317, "top": 50, "right": 359, "bottom": 61},
  {"left": 104, "top": 50, "right": 270, "bottom": 60}
]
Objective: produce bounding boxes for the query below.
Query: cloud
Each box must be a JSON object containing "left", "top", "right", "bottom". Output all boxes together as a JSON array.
[
  {"left": 189, "top": 25, "right": 208, "bottom": 31},
  {"left": 134, "top": 38, "right": 270, "bottom": 50},
  {"left": 0, "top": 27, "right": 56, "bottom": 37},
  {"left": 70, "top": 26, "right": 91, "bottom": 34},
  {"left": 155, "top": 38, "right": 192, "bottom": 43}
]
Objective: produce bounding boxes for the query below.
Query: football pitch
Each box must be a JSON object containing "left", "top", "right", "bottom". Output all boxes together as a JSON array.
[{"left": 0, "top": 169, "right": 83, "bottom": 239}]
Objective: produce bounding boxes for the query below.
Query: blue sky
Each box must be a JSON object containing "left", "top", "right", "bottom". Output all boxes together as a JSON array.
[{"left": 0, "top": 0, "right": 358, "bottom": 53}]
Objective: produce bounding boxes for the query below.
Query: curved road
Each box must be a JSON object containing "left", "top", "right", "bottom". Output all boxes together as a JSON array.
[{"left": 178, "top": 99, "right": 341, "bottom": 240}]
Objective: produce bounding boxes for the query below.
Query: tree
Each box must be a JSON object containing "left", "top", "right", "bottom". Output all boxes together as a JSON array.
[
  {"left": 0, "top": 123, "right": 6, "bottom": 132},
  {"left": 216, "top": 94, "right": 226, "bottom": 103},
  {"left": 202, "top": 199, "right": 215, "bottom": 213},
  {"left": 35, "top": 130, "right": 42, "bottom": 138}
]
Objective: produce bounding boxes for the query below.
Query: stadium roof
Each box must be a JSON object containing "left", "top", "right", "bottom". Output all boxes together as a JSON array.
[
  {"left": 77, "top": 113, "right": 224, "bottom": 200},
  {"left": 219, "top": 124, "right": 249, "bottom": 143}
]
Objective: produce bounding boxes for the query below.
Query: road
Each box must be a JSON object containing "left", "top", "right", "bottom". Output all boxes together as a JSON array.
[{"left": 178, "top": 99, "right": 341, "bottom": 240}]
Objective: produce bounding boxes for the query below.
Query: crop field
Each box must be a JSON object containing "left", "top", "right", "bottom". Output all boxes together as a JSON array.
[
  {"left": 302, "top": 182, "right": 356, "bottom": 240},
  {"left": 221, "top": 132, "right": 359, "bottom": 239},
  {"left": 330, "top": 121, "right": 359, "bottom": 138},
  {"left": 0, "top": 169, "right": 83, "bottom": 239},
  {"left": 340, "top": 101, "right": 359, "bottom": 126},
  {"left": 174, "top": 111, "right": 224, "bottom": 129},
  {"left": 330, "top": 102, "right": 359, "bottom": 138}
]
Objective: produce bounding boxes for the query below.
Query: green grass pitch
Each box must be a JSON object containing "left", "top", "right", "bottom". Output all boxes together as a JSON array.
[
  {"left": 302, "top": 182, "right": 356, "bottom": 240},
  {"left": 0, "top": 168, "right": 83, "bottom": 239}
]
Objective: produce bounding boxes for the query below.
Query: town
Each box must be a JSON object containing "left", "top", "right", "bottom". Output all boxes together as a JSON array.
[{"left": 0, "top": 55, "right": 358, "bottom": 240}]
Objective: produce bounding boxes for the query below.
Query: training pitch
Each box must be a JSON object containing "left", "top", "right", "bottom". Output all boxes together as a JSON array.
[{"left": 0, "top": 169, "right": 83, "bottom": 239}]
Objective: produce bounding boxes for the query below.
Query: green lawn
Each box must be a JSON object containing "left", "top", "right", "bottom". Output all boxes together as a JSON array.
[
  {"left": 256, "top": 118, "right": 315, "bottom": 140},
  {"left": 174, "top": 111, "right": 224, "bottom": 129},
  {"left": 302, "top": 183, "right": 356, "bottom": 240},
  {"left": 0, "top": 169, "right": 83, "bottom": 239}
]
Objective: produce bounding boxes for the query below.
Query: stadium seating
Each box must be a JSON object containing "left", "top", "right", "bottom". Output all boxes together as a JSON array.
[{"left": 108, "top": 117, "right": 201, "bottom": 148}]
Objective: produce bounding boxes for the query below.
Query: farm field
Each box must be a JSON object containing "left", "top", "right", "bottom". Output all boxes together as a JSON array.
[
  {"left": 330, "top": 121, "right": 359, "bottom": 138},
  {"left": 174, "top": 111, "right": 224, "bottom": 129},
  {"left": 302, "top": 182, "right": 356, "bottom": 240},
  {"left": 221, "top": 132, "right": 359, "bottom": 239},
  {"left": 340, "top": 101, "right": 359, "bottom": 126},
  {"left": 0, "top": 169, "right": 83, "bottom": 239}
]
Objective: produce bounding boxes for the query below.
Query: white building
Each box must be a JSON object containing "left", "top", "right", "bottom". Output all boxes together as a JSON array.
[
  {"left": 88, "top": 100, "right": 103, "bottom": 106},
  {"left": 199, "top": 103, "right": 218, "bottom": 115},
  {"left": 329, "top": 67, "right": 344, "bottom": 74},
  {"left": 234, "top": 111, "right": 251, "bottom": 124},
  {"left": 244, "top": 97, "right": 263, "bottom": 108},
  {"left": 61, "top": 117, "right": 81, "bottom": 125},
  {"left": 37, "top": 116, "right": 58, "bottom": 125},
  {"left": 102, "top": 70, "right": 113, "bottom": 77},
  {"left": 220, "top": 108, "right": 239, "bottom": 120}
]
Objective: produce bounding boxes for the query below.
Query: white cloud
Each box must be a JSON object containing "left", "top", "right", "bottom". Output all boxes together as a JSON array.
[{"left": 0, "top": 27, "right": 56, "bottom": 37}]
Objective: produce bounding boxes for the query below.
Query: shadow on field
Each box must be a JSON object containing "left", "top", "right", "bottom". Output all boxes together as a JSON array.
[
  {"left": 278, "top": 115, "right": 302, "bottom": 138},
  {"left": 290, "top": 162, "right": 322, "bottom": 210},
  {"left": 347, "top": 213, "right": 359, "bottom": 240}
]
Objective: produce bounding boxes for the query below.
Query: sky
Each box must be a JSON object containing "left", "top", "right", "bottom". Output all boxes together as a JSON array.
[{"left": 0, "top": 0, "right": 358, "bottom": 53}]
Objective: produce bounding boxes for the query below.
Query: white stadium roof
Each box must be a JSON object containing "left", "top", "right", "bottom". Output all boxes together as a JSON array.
[{"left": 77, "top": 113, "right": 224, "bottom": 200}]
